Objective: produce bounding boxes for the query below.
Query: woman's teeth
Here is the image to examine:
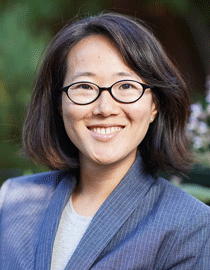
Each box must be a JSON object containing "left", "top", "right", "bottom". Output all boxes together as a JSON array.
[{"left": 90, "top": 126, "right": 123, "bottom": 135}]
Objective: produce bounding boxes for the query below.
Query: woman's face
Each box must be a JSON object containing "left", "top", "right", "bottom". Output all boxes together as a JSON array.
[{"left": 62, "top": 35, "right": 157, "bottom": 167}]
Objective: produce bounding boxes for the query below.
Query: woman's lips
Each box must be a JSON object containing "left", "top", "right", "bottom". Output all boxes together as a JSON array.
[
  {"left": 89, "top": 126, "right": 123, "bottom": 135},
  {"left": 87, "top": 125, "right": 124, "bottom": 141}
]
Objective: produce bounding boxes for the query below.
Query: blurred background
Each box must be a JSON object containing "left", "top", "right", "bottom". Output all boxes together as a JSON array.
[{"left": 0, "top": 0, "right": 210, "bottom": 203}]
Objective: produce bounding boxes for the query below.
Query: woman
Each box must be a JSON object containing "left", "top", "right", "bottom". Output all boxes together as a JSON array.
[{"left": 0, "top": 12, "right": 210, "bottom": 269}]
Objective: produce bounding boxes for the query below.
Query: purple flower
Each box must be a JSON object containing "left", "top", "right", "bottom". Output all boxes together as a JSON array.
[
  {"left": 190, "top": 103, "right": 203, "bottom": 118},
  {"left": 193, "top": 136, "right": 203, "bottom": 149}
]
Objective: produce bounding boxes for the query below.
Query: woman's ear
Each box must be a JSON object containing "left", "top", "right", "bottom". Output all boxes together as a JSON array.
[{"left": 150, "top": 101, "right": 159, "bottom": 123}]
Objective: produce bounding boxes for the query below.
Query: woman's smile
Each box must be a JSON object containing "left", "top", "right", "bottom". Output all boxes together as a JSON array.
[
  {"left": 88, "top": 125, "right": 124, "bottom": 135},
  {"left": 87, "top": 125, "right": 125, "bottom": 141}
]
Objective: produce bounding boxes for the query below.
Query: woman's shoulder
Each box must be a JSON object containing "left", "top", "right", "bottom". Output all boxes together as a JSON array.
[
  {"left": 9, "top": 170, "right": 67, "bottom": 183},
  {"left": 154, "top": 176, "right": 210, "bottom": 220},
  {"left": 1, "top": 170, "right": 69, "bottom": 189},
  {"left": 0, "top": 170, "right": 71, "bottom": 210}
]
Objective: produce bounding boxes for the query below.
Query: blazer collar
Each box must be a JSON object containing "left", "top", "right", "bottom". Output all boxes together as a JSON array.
[
  {"left": 35, "top": 173, "right": 76, "bottom": 270},
  {"left": 65, "top": 154, "right": 155, "bottom": 270},
  {"left": 35, "top": 154, "right": 155, "bottom": 270}
]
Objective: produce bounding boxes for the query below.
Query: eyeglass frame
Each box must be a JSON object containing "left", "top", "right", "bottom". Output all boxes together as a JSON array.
[{"left": 61, "top": 79, "right": 154, "bottom": 105}]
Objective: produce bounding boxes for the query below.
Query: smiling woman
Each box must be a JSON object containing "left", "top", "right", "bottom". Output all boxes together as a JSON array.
[
  {"left": 61, "top": 34, "right": 157, "bottom": 170},
  {"left": 0, "top": 12, "right": 210, "bottom": 270}
]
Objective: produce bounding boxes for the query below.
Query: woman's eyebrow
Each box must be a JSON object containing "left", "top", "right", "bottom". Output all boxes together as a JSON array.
[
  {"left": 115, "top": 72, "right": 134, "bottom": 77},
  {"left": 71, "top": 72, "right": 96, "bottom": 81}
]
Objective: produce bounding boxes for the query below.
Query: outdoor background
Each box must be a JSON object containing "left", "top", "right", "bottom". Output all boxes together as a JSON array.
[{"left": 0, "top": 0, "right": 210, "bottom": 203}]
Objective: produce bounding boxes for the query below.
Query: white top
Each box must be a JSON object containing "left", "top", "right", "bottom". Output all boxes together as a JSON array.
[{"left": 50, "top": 196, "right": 92, "bottom": 270}]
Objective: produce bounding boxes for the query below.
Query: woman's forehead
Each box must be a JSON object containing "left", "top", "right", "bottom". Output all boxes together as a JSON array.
[{"left": 64, "top": 35, "right": 141, "bottom": 82}]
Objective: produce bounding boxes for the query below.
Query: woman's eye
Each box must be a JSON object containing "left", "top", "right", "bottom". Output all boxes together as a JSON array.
[
  {"left": 120, "top": 84, "right": 133, "bottom": 89},
  {"left": 78, "top": 84, "right": 93, "bottom": 90}
]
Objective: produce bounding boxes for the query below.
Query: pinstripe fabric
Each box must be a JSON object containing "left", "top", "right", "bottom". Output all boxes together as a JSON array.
[
  {"left": 0, "top": 155, "right": 210, "bottom": 269},
  {"left": 0, "top": 171, "right": 75, "bottom": 270}
]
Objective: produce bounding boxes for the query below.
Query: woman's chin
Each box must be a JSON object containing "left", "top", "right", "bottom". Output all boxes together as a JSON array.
[
  {"left": 92, "top": 155, "right": 119, "bottom": 166},
  {"left": 82, "top": 150, "right": 137, "bottom": 168}
]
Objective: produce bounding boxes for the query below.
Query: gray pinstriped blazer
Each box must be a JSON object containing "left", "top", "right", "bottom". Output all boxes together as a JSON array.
[{"left": 1, "top": 155, "right": 210, "bottom": 269}]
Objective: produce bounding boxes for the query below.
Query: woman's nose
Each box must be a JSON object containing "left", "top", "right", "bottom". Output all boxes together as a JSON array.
[{"left": 92, "top": 90, "right": 121, "bottom": 117}]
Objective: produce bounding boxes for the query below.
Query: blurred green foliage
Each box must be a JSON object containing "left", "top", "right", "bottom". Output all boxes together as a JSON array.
[{"left": 1, "top": 2, "right": 52, "bottom": 175}]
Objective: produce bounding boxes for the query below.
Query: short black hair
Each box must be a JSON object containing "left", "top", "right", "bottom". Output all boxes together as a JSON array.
[{"left": 23, "top": 12, "right": 191, "bottom": 175}]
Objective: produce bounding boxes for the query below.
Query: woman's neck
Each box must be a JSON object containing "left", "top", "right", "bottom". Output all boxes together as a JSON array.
[{"left": 72, "top": 153, "right": 136, "bottom": 217}]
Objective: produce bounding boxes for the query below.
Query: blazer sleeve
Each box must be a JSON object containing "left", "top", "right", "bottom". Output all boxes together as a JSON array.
[{"left": 164, "top": 208, "right": 210, "bottom": 269}]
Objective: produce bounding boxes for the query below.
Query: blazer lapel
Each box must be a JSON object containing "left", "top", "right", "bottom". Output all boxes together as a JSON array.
[
  {"left": 65, "top": 155, "right": 155, "bottom": 270},
  {"left": 35, "top": 173, "right": 76, "bottom": 270}
]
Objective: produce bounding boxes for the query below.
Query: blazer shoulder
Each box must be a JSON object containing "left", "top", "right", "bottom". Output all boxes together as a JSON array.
[
  {"left": 0, "top": 170, "right": 70, "bottom": 210},
  {"left": 157, "top": 179, "right": 210, "bottom": 269},
  {"left": 3, "top": 170, "right": 68, "bottom": 187},
  {"left": 156, "top": 176, "right": 210, "bottom": 218}
]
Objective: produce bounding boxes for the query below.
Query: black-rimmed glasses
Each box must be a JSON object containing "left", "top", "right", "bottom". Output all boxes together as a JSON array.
[{"left": 61, "top": 80, "right": 154, "bottom": 105}]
